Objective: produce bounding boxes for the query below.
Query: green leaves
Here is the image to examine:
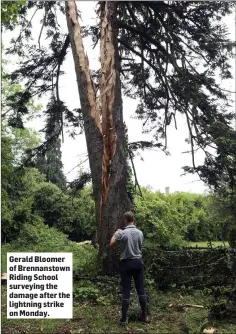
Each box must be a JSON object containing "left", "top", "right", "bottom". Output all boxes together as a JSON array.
[
  {"left": 32, "top": 183, "right": 96, "bottom": 241},
  {"left": 135, "top": 188, "right": 222, "bottom": 246},
  {"left": 74, "top": 286, "right": 100, "bottom": 303},
  {"left": 1, "top": 1, "right": 26, "bottom": 26}
]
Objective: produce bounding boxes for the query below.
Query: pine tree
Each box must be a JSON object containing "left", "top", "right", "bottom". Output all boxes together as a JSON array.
[{"left": 36, "top": 97, "right": 67, "bottom": 190}]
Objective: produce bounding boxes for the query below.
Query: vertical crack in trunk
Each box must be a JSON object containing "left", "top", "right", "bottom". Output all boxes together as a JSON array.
[
  {"left": 98, "top": 2, "right": 131, "bottom": 273},
  {"left": 99, "top": 2, "right": 118, "bottom": 231},
  {"left": 67, "top": 0, "right": 131, "bottom": 273}
]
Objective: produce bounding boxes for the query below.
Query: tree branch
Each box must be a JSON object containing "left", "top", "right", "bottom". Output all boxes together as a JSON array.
[
  {"left": 38, "top": 4, "right": 48, "bottom": 49},
  {"left": 128, "top": 150, "right": 142, "bottom": 197},
  {"left": 53, "top": 34, "right": 70, "bottom": 143},
  {"left": 14, "top": 8, "right": 39, "bottom": 49}
]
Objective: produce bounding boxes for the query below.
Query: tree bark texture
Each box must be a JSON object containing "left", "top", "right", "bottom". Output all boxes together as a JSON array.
[{"left": 66, "top": 0, "right": 131, "bottom": 274}]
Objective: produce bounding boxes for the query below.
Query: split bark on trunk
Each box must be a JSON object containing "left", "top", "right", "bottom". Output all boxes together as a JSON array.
[
  {"left": 66, "top": 1, "right": 131, "bottom": 274},
  {"left": 66, "top": 0, "right": 103, "bottom": 249}
]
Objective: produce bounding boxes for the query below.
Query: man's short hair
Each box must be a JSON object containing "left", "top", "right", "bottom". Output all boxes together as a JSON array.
[{"left": 124, "top": 211, "right": 134, "bottom": 223}]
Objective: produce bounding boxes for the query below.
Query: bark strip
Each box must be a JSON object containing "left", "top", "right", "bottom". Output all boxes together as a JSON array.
[
  {"left": 99, "top": 2, "right": 119, "bottom": 232},
  {"left": 66, "top": 0, "right": 101, "bottom": 133},
  {"left": 66, "top": 0, "right": 103, "bottom": 229},
  {"left": 98, "top": 2, "right": 132, "bottom": 272}
]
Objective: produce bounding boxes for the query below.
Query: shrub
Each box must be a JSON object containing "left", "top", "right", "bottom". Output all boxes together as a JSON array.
[
  {"left": 143, "top": 246, "right": 234, "bottom": 289},
  {"left": 72, "top": 242, "right": 98, "bottom": 276},
  {"left": 11, "top": 218, "right": 70, "bottom": 251},
  {"left": 74, "top": 286, "right": 100, "bottom": 302},
  {"left": 1, "top": 220, "right": 98, "bottom": 276},
  {"left": 73, "top": 280, "right": 115, "bottom": 305}
]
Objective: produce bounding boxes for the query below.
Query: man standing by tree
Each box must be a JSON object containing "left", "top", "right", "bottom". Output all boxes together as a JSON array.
[{"left": 110, "top": 212, "right": 148, "bottom": 325}]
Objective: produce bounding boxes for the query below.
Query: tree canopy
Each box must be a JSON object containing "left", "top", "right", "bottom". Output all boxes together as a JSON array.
[
  {"left": 4, "top": 1, "right": 236, "bottom": 191},
  {"left": 1, "top": 1, "right": 26, "bottom": 27}
]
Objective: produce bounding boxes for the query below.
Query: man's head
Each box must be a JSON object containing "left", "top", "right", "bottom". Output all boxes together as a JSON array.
[{"left": 124, "top": 211, "right": 135, "bottom": 226}]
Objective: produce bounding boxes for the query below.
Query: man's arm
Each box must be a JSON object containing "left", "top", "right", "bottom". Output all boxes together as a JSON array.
[{"left": 110, "top": 230, "right": 122, "bottom": 248}]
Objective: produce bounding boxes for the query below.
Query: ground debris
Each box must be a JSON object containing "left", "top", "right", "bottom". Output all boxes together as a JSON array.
[
  {"left": 1, "top": 272, "right": 7, "bottom": 284},
  {"left": 202, "top": 327, "right": 218, "bottom": 334},
  {"left": 168, "top": 302, "right": 204, "bottom": 311},
  {"left": 51, "top": 326, "right": 72, "bottom": 334}
]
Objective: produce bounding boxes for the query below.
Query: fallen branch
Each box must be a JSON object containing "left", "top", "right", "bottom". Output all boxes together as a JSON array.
[
  {"left": 1, "top": 273, "right": 7, "bottom": 285},
  {"left": 185, "top": 304, "right": 204, "bottom": 308},
  {"left": 38, "top": 4, "right": 48, "bottom": 48},
  {"left": 169, "top": 303, "right": 204, "bottom": 309}
]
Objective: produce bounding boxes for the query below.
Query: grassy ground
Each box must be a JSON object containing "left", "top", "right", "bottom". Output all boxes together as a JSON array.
[
  {"left": 2, "top": 242, "right": 234, "bottom": 333},
  {"left": 187, "top": 241, "right": 229, "bottom": 248},
  {"left": 2, "top": 284, "right": 236, "bottom": 334}
]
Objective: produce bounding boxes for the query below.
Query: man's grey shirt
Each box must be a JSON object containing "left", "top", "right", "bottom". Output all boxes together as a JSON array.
[{"left": 115, "top": 225, "right": 144, "bottom": 260}]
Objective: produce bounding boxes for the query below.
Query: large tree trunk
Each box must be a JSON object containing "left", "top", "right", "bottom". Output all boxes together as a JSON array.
[
  {"left": 66, "top": 1, "right": 131, "bottom": 274},
  {"left": 98, "top": 2, "right": 131, "bottom": 273},
  {"left": 66, "top": 0, "right": 103, "bottom": 255}
]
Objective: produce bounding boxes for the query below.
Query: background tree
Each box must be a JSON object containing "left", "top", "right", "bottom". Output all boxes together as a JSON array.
[
  {"left": 135, "top": 188, "right": 221, "bottom": 246},
  {"left": 32, "top": 182, "right": 96, "bottom": 241},
  {"left": 208, "top": 188, "right": 236, "bottom": 247},
  {"left": 1, "top": 64, "right": 43, "bottom": 242},
  {"left": 1, "top": 64, "right": 95, "bottom": 243},
  {"left": 36, "top": 97, "right": 67, "bottom": 190}
]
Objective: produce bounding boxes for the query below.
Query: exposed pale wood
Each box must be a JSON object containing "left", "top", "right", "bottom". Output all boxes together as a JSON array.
[
  {"left": 100, "top": 2, "right": 118, "bottom": 207},
  {"left": 169, "top": 303, "right": 204, "bottom": 309},
  {"left": 1, "top": 272, "right": 7, "bottom": 284},
  {"left": 203, "top": 328, "right": 217, "bottom": 334},
  {"left": 66, "top": 0, "right": 101, "bottom": 133}
]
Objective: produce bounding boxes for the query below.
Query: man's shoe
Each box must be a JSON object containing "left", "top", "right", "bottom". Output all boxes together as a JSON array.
[
  {"left": 141, "top": 315, "right": 150, "bottom": 323},
  {"left": 119, "top": 318, "right": 127, "bottom": 326}
]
